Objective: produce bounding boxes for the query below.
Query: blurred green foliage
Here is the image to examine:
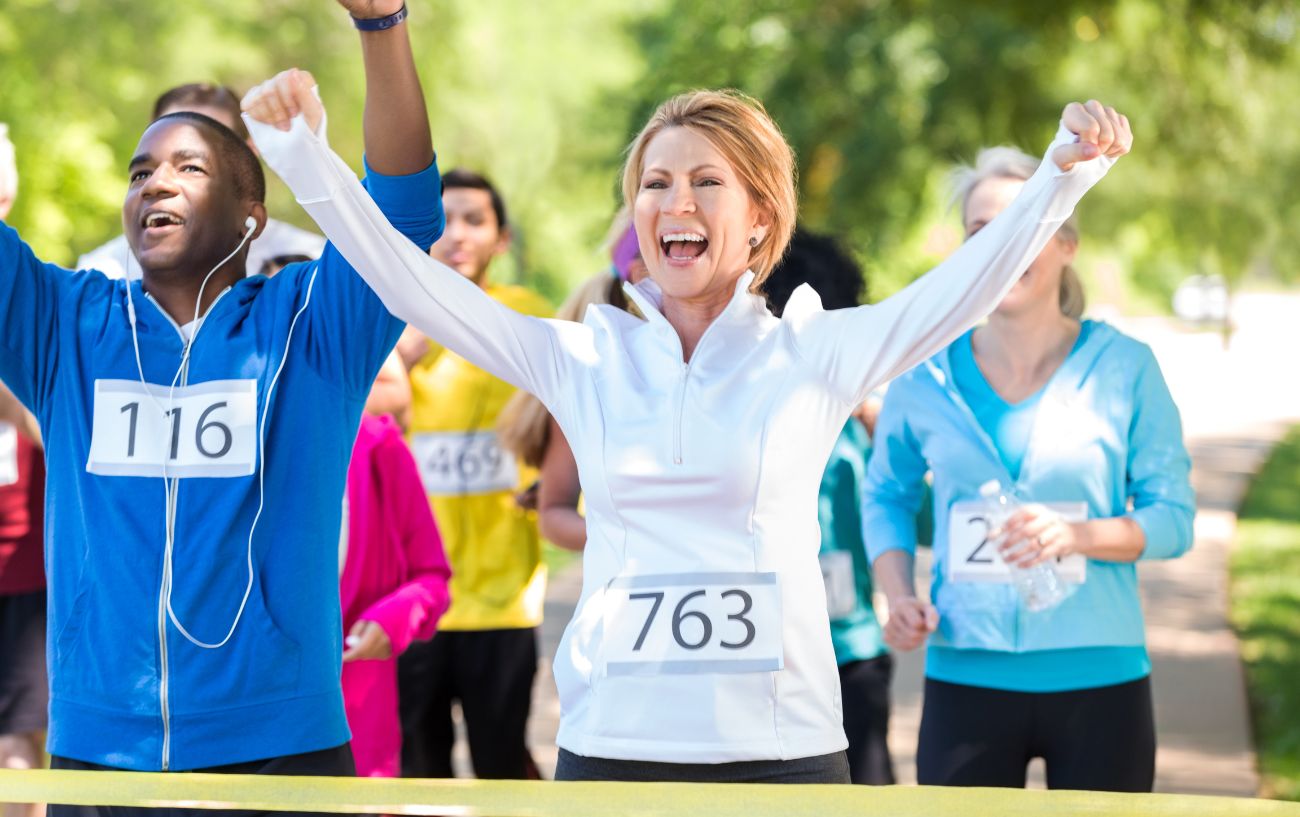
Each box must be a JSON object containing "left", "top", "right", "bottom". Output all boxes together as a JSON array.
[
  {"left": 1231, "top": 425, "right": 1300, "bottom": 800},
  {"left": 628, "top": 0, "right": 1300, "bottom": 305},
  {"left": 0, "top": 0, "right": 639, "bottom": 301},
  {"left": 0, "top": 1, "right": 1296, "bottom": 306}
]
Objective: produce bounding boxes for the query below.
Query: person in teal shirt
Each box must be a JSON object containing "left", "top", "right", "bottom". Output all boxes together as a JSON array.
[
  {"left": 864, "top": 143, "right": 1192, "bottom": 792},
  {"left": 765, "top": 230, "right": 894, "bottom": 785}
]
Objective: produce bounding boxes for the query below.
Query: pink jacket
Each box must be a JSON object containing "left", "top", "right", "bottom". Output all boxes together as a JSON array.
[{"left": 340, "top": 414, "right": 451, "bottom": 777}]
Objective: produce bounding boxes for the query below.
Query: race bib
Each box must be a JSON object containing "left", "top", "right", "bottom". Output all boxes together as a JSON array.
[
  {"left": 604, "top": 572, "right": 783, "bottom": 677},
  {"left": 819, "top": 551, "right": 857, "bottom": 620},
  {"left": 86, "top": 379, "right": 258, "bottom": 478},
  {"left": 0, "top": 423, "right": 17, "bottom": 486},
  {"left": 411, "top": 431, "right": 518, "bottom": 496},
  {"left": 947, "top": 501, "right": 1087, "bottom": 584}
]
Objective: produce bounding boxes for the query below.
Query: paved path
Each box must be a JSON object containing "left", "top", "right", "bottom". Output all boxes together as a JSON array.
[{"left": 520, "top": 292, "right": 1300, "bottom": 790}]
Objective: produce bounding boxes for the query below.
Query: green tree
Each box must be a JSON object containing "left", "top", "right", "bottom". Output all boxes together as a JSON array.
[{"left": 626, "top": 0, "right": 1299, "bottom": 304}]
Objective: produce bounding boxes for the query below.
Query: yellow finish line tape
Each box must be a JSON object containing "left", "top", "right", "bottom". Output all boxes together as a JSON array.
[{"left": 2, "top": 770, "right": 1300, "bottom": 817}]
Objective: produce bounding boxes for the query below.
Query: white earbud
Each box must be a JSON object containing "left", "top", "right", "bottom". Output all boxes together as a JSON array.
[{"left": 244, "top": 215, "right": 257, "bottom": 234}]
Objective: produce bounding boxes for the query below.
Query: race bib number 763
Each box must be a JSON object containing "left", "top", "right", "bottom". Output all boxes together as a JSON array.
[
  {"left": 86, "top": 379, "right": 258, "bottom": 478},
  {"left": 603, "top": 572, "right": 784, "bottom": 677}
]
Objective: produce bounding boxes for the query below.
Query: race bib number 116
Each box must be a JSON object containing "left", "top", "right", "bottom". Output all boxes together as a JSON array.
[{"left": 86, "top": 379, "right": 258, "bottom": 478}]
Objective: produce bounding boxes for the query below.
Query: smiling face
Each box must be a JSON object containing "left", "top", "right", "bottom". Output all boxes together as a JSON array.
[
  {"left": 430, "top": 187, "right": 510, "bottom": 286},
  {"left": 964, "top": 175, "right": 1077, "bottom": 318},
  {"left": 123, "top": 120, "right": 251, "bottom": 277},
  {"left": 634, "top": 126, "right": 769, "bottom": 305}
]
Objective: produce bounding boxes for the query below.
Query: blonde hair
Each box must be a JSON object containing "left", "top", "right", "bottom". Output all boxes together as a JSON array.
[
  {"left": 620, "top": 90, "right": 797, "bottom": 288},
  {"left": 0, "top": 124, "right": 17, "bottom": 209},
  {"left": 951, "top": 146, "right": 1085, "bottom": 319},
  {"left": 497, "top": 274, "right": 634, "bottom": 467}
]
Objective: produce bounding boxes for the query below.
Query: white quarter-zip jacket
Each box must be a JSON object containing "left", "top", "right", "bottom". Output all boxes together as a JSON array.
[{"left": 249, "top": 112, "right": 1114, "bottom": 763}]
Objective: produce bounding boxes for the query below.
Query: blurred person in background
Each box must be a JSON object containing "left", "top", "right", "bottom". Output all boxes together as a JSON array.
[
  {"left": 864, "top": 143, "right": 1194, "bottom": 792},
  {"left": 762, "top": 229, "right": 894, "bottom": 785},
  {"left": 496, "top": 215, "right": 645, "bottom": 551},
  {"left": 396, "top": 170, "right": 551, "bottom": 780},
  {"left": 0, "top": 123, "right": 46, "bottom": 817},
  {"left": 339, "top": 398, "right": 452, "bottom": 777},
  {"left": 77, "top": 83, "right": 323, "bottom": 280}
]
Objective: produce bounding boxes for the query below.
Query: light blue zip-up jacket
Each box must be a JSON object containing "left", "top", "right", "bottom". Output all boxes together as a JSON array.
[{"left": 863, "top": 321, "right": 1194, "bottom": 652}]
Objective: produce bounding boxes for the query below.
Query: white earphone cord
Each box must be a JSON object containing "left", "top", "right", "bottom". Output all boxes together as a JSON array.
[{"left": 126, "top": 222, "right": 316, "bottom": 650}]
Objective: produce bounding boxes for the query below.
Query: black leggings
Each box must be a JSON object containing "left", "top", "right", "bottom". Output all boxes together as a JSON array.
[
  {"left": 839, "top": 655, "right": 895, "bottom": 785},
  {"left": 916, "top": 676, "right": 1155, "bottom": 792},
  {"left": 555, "top": 748, "right": 850, "bottom": 783}
]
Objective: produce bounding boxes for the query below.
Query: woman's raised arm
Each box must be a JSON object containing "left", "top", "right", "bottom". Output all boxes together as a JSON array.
[
  {"left": 242, "top": 77, "right": 584, "bottom": 411},
  {"left": 789, "top": 102, "right": 1132, "bottom": 408}
]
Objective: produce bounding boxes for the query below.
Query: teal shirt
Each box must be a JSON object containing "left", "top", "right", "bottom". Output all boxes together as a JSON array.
[
  {"left": 818, "top": 420, "right": 887, "bottom": 665},
  {"left": 932, "top": 323, "right": 1149, "bottom": 692}
]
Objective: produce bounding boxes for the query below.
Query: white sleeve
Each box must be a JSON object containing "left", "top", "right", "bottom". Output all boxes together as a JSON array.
[
  {"left": 787, "top": 124, "right": 1116, "bottom": 407},
  {"left": 243, "top": 110, "right": 578, "bottom": 408}
]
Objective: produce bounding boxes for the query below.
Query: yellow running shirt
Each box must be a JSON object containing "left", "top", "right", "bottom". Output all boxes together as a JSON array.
[{"left": 407, "top": 285, "right": 552, "bottom": 630}]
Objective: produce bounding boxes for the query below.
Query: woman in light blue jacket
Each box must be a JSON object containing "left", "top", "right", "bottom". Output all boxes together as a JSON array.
[{"left": 863, "top": 145, "right": 1194, "bottom": 792}]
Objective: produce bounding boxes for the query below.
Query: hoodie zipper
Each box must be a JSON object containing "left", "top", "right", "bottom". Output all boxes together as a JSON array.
[{"left": 142, "top": 286, "right": 230, "bottom": 770}]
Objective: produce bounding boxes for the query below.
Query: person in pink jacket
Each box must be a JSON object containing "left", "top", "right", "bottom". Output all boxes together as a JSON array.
[{"left": 340, "top": 413, "right": 452, "bottom": 777}]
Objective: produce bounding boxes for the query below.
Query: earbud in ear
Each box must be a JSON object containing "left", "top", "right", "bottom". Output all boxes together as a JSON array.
[{"left": 244, "top": 216, "right": 258, "bottom": 233}]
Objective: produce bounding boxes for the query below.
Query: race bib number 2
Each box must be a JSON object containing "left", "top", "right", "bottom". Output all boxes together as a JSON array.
[
  {"left": 604, "top": 572, "right": 783, "bottom": 677},
  {"left": 947, "top": 501, "right": 1087, "bottom": 584},
  {"left": 86, "top": 379, "right": 258, "bottom": 478}
]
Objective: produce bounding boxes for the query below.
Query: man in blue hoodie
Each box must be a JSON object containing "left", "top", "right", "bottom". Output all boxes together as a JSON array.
[{"left": 0, "top": 0, "right": 441, "bottom": 808}]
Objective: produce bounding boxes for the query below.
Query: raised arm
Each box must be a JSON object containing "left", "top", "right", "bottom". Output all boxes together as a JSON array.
[
  {"left": 243, "top": 88, "right": 581, "bottom": 410},
  {"left": 789, "top": 102, "right": 1132, "bottom": 407},
  {"left": 0, "top": 225, "right": 67, "bottom": 418},
  {"left": 241, "top": 4, "right": 442, "bottom": 398}
]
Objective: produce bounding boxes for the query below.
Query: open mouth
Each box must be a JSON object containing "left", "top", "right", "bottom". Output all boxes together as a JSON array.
[
  {"left": 660, "top": 231, "right": 709, "bottom": 263},
  {"left": 141, "top": 210, "right": 185, "bottom": 234}
]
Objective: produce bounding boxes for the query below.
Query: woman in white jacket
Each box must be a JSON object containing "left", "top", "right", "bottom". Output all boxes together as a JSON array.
[{"left": 243, "top": 70, "right": 1131, "bottom": 783}]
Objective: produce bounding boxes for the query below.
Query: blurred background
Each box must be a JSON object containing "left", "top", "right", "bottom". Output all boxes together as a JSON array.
[{"left": 1, "top": 0, "right": 1296, "bottom": 310}]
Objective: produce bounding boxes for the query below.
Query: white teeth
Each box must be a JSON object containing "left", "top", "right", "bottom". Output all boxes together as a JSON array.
[
  {"left": 661, "top": 232, "right": 706, "bottom": 243},
  {"left": 145, "top": 213, "right": 180, "bottom": 228}
]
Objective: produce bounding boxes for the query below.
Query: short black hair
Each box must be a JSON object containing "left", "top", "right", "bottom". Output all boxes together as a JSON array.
[
  {"left": 153, "top": 111, "right": 266, "bottom": 203},
  {"left": 763, "top": 229, "right": 865, "bottom": 316},
  {"left": 152, "top": 83, "right": 249, "bottom": 141},
  {"left": 442, "top": 168, "right": 508, "bottom": 230}
]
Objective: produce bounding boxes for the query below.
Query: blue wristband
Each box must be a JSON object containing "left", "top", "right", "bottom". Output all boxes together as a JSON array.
[{"left": 352, "top": 3, "right": 408, "bottom": 31}]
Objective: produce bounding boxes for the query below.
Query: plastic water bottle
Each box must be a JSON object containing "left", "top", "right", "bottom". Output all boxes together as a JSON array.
[{"left": 978, "top": 480, "right": 1074, "bottom": 612}]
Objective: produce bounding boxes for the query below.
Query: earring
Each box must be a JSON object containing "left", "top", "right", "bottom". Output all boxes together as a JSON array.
[{"left": 749, "top": 236, "right": 759, "bottom": 248}]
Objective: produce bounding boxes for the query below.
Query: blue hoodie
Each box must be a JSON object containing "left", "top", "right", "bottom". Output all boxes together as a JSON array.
[
  {"left": 863, "top": 321, "right": 1194, "bottom": 675},
  {"left": 0, "top": 160, "right": 443, "bottom": 771}
]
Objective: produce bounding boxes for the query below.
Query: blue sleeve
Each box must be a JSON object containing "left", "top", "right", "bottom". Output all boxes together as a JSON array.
[
  {"left": 299, "top": 156, "right": 445, "bottom": 397},
  {"left": 0, "top": 223, "right": 66, "bottom": 415},
  {"left": 862, "top": 384, "right": 930, "bottom": 564},
  {"left": 1126, "top": 346, "right": 1196, "bottom": 560}
]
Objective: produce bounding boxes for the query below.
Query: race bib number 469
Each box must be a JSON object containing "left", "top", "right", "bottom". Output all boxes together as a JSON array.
[
  {"left": 411, "top": 431, "right": 518, "bottom": 496},
  {"left": 603, "top": 572, "right": 783, "bottom": 677},
  {"left": 947, "top": 501, "right": 1087, "bottom": 584},
  {"left": 86, "top": 379, "right": 258, "bottom": 478}
]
